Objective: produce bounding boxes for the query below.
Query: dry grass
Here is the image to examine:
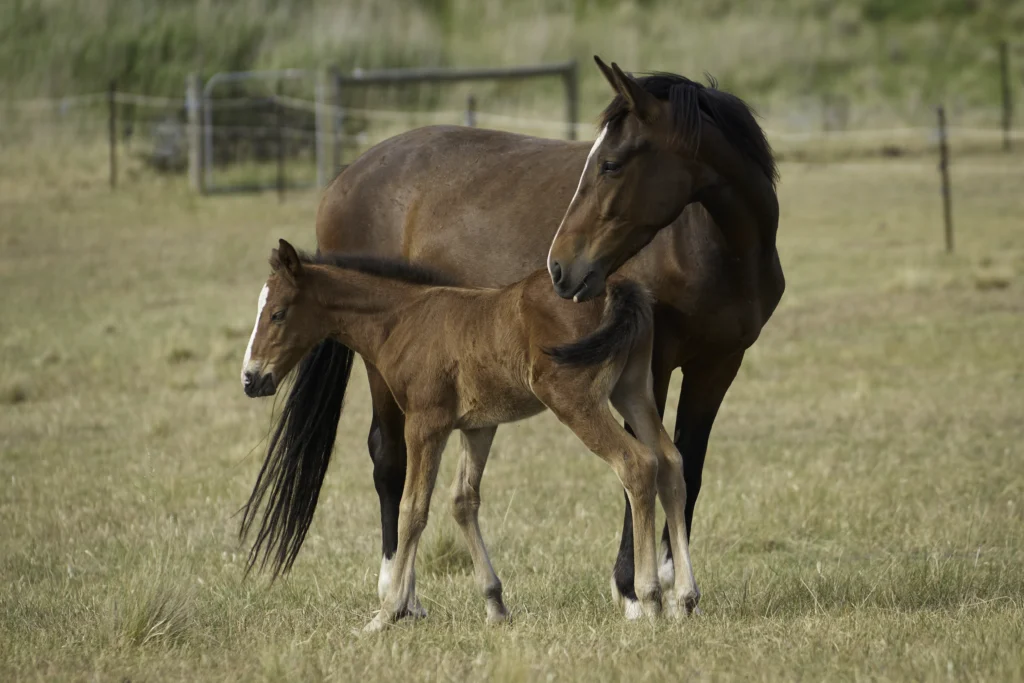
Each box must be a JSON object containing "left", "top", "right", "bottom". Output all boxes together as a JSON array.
[{"left": 1, "top": 143, "right": 1024, "bottom": 681}]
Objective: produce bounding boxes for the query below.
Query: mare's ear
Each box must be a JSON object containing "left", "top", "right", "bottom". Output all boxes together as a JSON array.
[
  {"left": 595, "top": 56, "right": 660, "bottom": 123},
  {"left": 594, "top": 55, "right": 618, "bottom": 93},
  {"left": 270, "top": 239, "right": 303, "bottom": 282}
]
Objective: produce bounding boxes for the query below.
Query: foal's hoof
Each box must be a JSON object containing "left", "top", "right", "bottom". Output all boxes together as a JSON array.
[
  {"left": 486, "top": 601, "right": 509, "bottom": 625},
  {"left": 404, "top": 596, "right": 428, "bottom": 620},
  {"left": 665, "top": 593, "right": 701, "bottom": 619},
  {"left": 362, "top": 612, "right": 390, "bottom": 633}
]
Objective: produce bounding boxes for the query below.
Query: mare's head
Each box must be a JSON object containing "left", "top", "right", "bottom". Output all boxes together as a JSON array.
[
  {"left": 547, "top": 56, "right": 775, "bottom": 301},
  {"left": 241, "top": 239, "right": 325, "bottom": 397}
]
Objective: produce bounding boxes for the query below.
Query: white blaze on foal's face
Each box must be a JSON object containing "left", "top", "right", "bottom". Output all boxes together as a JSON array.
[{"left": 241, "top": 283, "right": 269, "bottom": 387}]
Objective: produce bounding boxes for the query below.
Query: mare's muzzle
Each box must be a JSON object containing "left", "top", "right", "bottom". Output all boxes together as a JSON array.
[{"left": 549, "top": 258, "right": 607, "bottom": 303}]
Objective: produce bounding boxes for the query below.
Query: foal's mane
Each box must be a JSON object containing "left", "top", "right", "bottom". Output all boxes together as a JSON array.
[
  {"left": 297, "top": 250, "right": 458, "bottom": 287},
  {"left": 600, "top": 72, "right": 778, "bottom": 186}
]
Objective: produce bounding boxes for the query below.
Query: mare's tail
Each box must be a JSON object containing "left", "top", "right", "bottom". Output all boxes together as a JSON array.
[
  {"left": 239, "top": 337, "right": 355, "bottom": 578},
  {"left": 545, "top": 280, "right": 653, "bottom": 367}
]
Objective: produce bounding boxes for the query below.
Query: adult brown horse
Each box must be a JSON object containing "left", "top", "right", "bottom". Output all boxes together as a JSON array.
[{"left": 243, "top": 57, "right": 783, "bottom": 618}]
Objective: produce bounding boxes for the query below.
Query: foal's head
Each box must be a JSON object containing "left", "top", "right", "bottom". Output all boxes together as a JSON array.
[
  {"left": 547, "top": 56, "right": 722, "bottom": 302},
  {"left": 241, "top": 239, "right": 325, "bottom": 397}
]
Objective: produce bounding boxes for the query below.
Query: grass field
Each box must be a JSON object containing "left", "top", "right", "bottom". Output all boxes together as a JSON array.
[{"left": 2, "top": 145, "right": 1024, "bottom": 681}]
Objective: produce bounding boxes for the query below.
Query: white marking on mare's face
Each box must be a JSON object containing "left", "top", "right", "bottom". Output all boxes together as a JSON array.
[
  {"left": 241, "top": 283, "right": 269, "bottom": 387},
  {"left": 547, "top": 124, "right": 610, "bottom": 275}
]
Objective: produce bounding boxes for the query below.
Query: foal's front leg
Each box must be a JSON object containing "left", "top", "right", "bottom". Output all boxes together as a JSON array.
[
  {"left": 364, "top": 413, "right": 451, "bottom": 633},
  {"left": 450, "top": 427, "right": 508, "bottom": 623}
]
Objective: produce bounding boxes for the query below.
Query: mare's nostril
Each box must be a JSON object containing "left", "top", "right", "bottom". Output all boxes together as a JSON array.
[{"left": 550, "top": 261, "right": 563, "bottom": 285}]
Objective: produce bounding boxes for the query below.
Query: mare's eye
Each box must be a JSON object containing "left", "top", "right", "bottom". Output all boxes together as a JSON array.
[
  {"left": 271, "top": 309, "right": 286, "bottom": 323},
  {"left": 600, "top": 160, "right": 622, "bottom": 175}
]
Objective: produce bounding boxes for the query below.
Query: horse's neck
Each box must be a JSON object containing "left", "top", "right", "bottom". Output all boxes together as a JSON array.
[
  {"left": 310, "top": 267, "right": 420, "bottom": 363},
  {"left": 694, "top": 125, "right": 779, "bottom": 256}
]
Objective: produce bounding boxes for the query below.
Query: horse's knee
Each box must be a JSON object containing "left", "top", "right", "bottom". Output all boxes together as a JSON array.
[
  {"left": 450, "top": 486, "right": 480, "bottom": 527},
  {"left": 621, "top": 448, "right": 659, "bottom": 496},
  {"left": 399, "top": 498, "right": 430, "bottom": 537}
]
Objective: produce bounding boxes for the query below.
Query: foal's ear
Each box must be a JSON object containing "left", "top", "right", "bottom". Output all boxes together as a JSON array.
[
  {"left": 270, "top": 238, "right": 303, "bottom": 282},
  {"left": 595, "top": 56, "right": 660, "bottom": 123}
]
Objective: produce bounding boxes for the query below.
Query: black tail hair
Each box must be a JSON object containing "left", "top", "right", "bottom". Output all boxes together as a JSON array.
[
  {"left": 239, "top": 337, "right": 354, "bottom": 578},
  {"left": 545, "top": 281, "right": 653, "bottom": 367}
]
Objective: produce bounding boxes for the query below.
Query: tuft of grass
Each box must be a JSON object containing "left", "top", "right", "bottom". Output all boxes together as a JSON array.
[
  {"left": 108, "top": 574, "right": 195, "bottom": 649},
  {"left": 166, "top": 347, "right": 197, "bottom": 364},
  {"left": 973, "top": 266, "right": 1014, "bottom": 290},
  {"left": 0, "top": 376, "right": 30, "bottom": 404}
]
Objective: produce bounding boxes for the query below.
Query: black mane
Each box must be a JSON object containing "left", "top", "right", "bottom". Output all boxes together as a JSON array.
[
  {"left": 297, "top": 250, "right": 458, "bottom": 287},
  {"left": 600, "top": 72, "right": 778, "bottom": 186}
]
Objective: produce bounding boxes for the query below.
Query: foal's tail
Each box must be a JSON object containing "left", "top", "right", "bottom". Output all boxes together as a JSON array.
[
  {"left": 545, "top": 280, "right": 653, "bottom": 367},
  {"left": 239, "top": 337, "right": 354, "bottom": 579}
]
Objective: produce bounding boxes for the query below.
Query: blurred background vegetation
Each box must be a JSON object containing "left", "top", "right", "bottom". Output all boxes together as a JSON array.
[{"left": 3, "top": 0, "right": 1023, "bottom": 124}]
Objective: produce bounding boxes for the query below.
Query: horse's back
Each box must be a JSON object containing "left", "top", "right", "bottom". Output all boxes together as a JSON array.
[{"left": 316, "top": 126, "right": 590, "bottom": 287}]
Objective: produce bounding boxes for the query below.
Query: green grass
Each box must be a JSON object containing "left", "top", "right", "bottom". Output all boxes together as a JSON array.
[{"left": 2, "top": 145, "right": 1024, "bottom": 680}]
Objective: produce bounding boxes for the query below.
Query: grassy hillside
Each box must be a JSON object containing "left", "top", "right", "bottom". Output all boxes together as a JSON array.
[{"left": 3, "top": 0, "right": 1023, "bottom": 125}]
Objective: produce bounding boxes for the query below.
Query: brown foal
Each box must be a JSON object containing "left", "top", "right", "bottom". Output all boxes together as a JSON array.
[{"left": 240, "top": 240, "right": 698, "bottom": 630}]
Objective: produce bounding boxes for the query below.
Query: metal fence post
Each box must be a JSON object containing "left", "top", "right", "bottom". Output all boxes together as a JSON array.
[
  {"left": 276, "top": 81, "right": 286, "bottom": 202},
  {"left": 564, "top": 61, "right": 579, "bottom": 141},
  {"left": 465, "top": 94, "right": 477, "bottom": 127},
  {"left": 999, "top": 40, "right": 1012, "bottom": 152},
  {"left": 330, "top": 66, "right": 343, "bottom": 172},
  {"left": 937, "top": 106, "right": 953, "bottom": 253},
  {"left": 108, "top": 80, "right": 117, "bottom": 189}
]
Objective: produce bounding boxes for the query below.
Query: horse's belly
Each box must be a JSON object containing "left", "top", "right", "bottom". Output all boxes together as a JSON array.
[{"left": 455, "top": 385, "right": 545, "bottom": 430}]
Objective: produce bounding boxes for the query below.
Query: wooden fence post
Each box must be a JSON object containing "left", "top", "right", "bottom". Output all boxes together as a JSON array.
[
  {"left": 187, "top": 73, "right": 203, "bottom": 193},
  {"left": 999, "top": 40, "right": 1012, "bottom": 152},
  {"left": 465, "top": 94, "right": 477, "bottom": 127},
  {"left": 108, "top": 80, "right": 117, "bottom": 189},
  {"left": 937, "top": 106, "right": 953, "bottom": 253}
]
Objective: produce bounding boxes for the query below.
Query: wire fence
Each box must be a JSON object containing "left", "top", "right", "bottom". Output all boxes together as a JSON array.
[{"left": 3, "top": 84, "right": 1023, "bottom": 193}]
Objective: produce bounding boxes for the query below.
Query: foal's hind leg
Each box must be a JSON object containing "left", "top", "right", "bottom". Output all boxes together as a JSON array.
[
  {"left": 450, "top": 427, "right": 508, "bottom": 623},
  {"left": 538, "top": 384, "right": 662, "bottom": 619},
  {"left": 364, "top": 412, "right": 450, "bottom": 633},
  {"left": 365, "top": 362, "right": 425, "bottom": 619},
  {"left": 612, "top": 380, "right": 699, "bottom": 618}
]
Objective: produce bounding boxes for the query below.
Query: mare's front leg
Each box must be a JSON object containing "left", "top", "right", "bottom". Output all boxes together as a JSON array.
[
  {"left": 450, "top": 427, "right": 508, "bottom": 623},
  {"left": 364, "top": 410, "right": 451, "bottom": 632},
  {"left": 364, "top": 361, "right": 425, "bottom": 619}
]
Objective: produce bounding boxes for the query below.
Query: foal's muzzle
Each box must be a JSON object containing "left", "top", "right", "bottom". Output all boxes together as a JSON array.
[{"left": 243, "top": 370, "right": 277, "bottom": 398}]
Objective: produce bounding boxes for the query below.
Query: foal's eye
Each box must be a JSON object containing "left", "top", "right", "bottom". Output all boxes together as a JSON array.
[
  {"left": 270, "top": 309, "right": 286, "bottom": 323},
  {"left": 600, "top": 160, "right": 622, "bottom": 175}
]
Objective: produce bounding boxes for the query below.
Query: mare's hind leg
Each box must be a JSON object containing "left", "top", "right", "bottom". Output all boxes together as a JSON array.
[
  {"left": 450, "top": 427, "right": 508, "bottom": 623},
  {"left": 365, "top": 361, "right": 425, "bottom": 619},
  {"left": 537, "top": 383, "right": 662, "bottom": 619},
  {"left": 364, "top": 411, "right": 451, "bottom": 633}
]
